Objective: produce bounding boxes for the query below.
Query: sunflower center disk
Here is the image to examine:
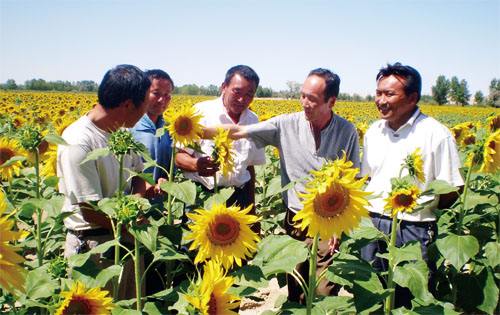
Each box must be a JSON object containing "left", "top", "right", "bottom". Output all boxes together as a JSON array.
[
  {"left": 313, "top": 184, "right": 350, "bottom": 218},
  {"left": 207, "top": 293, "right": 218, "bottom": 315},
  {"left": 64, "top": 296, "right": 93, "bottom": 314},
  {"left": 208, "top": 214, "right": 240, "bottom": 246},
  {"left": 0, "top": 148, "right": 15, "bottom": 165},
  {"left": 395, "top": 193, "right": 413, "bottom": 208},
  {"left": 175, "top": 117, "right": 193, "bottom": 136}
]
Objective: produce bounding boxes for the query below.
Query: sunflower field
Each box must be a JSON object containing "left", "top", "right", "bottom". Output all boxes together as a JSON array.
[{"left": 0, "top": 90, "right": 499, "bottom": 314}]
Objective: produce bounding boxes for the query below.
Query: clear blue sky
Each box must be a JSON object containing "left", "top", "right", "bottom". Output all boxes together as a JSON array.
[{"left": 1, "top": 0, "right": 499, "bottom": 96}]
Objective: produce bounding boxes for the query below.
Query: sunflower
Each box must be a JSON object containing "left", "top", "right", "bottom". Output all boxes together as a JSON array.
[
  {"left": 186, "top": 203, "right": 260, "bottom": 269},
  {"left": 212, "top": 128, "right": 235, "bottom": 177},
  {"left": 486, "top": 114, "right": 500, "bottom": 132},
  {"left": 0, "top": 189, "right": 28, "bottom": 294},
  {"left": 404, "top": 148, "right": 425, "bottom": 183},
  {"left": 0, "top": 137, "right": 26, "bottom": 180},
  {"left": 185, "top": 260, "right": 240, "bottom": 315},
  {"left": 55, "top": 281, "right": 114, "bottom": 315},
  {"left": 356, "top": 122, "right": 368, "bottom": 146},
  {"left": 294, "top": 162, "right": 371, "bottom": 240},
  {"left": 165, "top": 104, "right": 203, "bottom": 147},
  {"left": 384, "top": 186, "right": 421, "bottom": 217},
  {"left": 40, "top": 144, "right": 58, "bottom": 178},
  {"left": 479, "top": 130, "right": 500, "bottom": 173},
  {"left": 451, "top": 122, "right": 476, "bottom": 148},
  {"left": 307, "top": 152, "right": 357, "bottom": 187}
]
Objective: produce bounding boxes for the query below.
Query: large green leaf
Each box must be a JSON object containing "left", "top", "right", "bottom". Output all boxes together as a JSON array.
[
  {"left": 80, "top": 147, "right": 110, "bottom": 164},
  {"left": 352, "top": 273, "right": 388, "bottom": 313},
  {"left": 152, "top": 248, "right": 189, "bottom": 263},
  {"left": 68, "top": 239, "right": 118, "bottom": 267},
  {"left": 393, "top": 260, "right": 434, "bottom": 304},
  {"left": 483, "top": 241, "right": 500, "bottom": 268},
  {"left": 203, "top": 187, "right": 234, "bottom": 209},
  {"left": 232, "top": 264, "right": 268, "bottom": 289},
  {"left": 160, "top": 180, "right": 196, "bottom": 205},
  {"left": 313, "top": 296, "right": 356, "bottom": 314},
  {"left": 44, "top": 133, "right": 68, "bottom": 145},
  {"left": 143, "top": 301, "right": 163, "bottom": 315},
  {"left": 24, "top": 267, "right": 59, "bottom": 299},
  {"left": 251, "top": 235, "right": 308, "bottom": 277},
  {"left": 412, "top": 304, "right": 460, "bottom": 315},
  {"left": 129, "top": 224, "right": 158, "bottom": 252},
  {"left": 326, "top": 252, "right": 377, "bottom": 286},
  {"left": 435, "top": 233, "right": 479, "bottom": 269},
  {"left": 477, "top": 267, "right": 499, "bottom": 314},
  {"left": 94, "top": 265, "right": 122, "bottom": 288},
  {"left": 422, "top": 180, "right": 459, "bottom": 195},
  {"left": 388, "top": 241, "right": 422, "bottom": 267},
  {"left": 455, "top": 267, "right": 499, "bottom": 314}
]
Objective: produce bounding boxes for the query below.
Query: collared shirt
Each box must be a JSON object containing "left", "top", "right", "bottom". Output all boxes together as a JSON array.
[
  {"left": 245, "top": 111, "right": 360, "bottom": 213},
  {"left": 180, "top": 97, "right": 266, "bottom": 189},
  {"left": 361, "top": 108, "right": 464, "bottom": 222},
  {"left": 131, "top": 114, "right": 173, "bottom": 182}
]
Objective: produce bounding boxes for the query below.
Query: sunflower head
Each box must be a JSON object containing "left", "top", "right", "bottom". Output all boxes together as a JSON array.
[
  {"left": 384, "top": 184, "right": 421, "bottom": 217},
  {"left": 404, "top": 148, "right": 425, "bottom": 183},
  {"left": 212, "top": 128, "right": 235, "bottom": 177},
  {"left": 294, "top": 158, "right": 372, "bottom": 240},
  {"left": 186, "top": 203, "right": 260, "bottom": 269},
  {"left": 185, "top": 260, "right": 240, "bottom": 315},
  {"left": 55, "top": 281, "right": 114, "bottom": 315},
  {"left": 17, "top": 124, "right": 44, "bottom": 152},
  {"left": 479, "top": 130, "right": 500, "bottom": 174},
  {"left": 486, "top": 114, "right": 500, "bottom": 132},
  {"left": 0, "top": 137, "right": 27, "bottom": 180},
  {"left": 114, "top": 195, "right": 151, "bottom": 225},
  {"left": 108, "top": 129, "right": 145, "bottom": 157},
  {"left": 165, "top": 104, "right": 203, "bottom": 147}
]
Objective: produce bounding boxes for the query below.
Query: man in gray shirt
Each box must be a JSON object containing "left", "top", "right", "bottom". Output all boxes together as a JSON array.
[{"left": 208, "top": 68, "right": 360, "bottom": 303}]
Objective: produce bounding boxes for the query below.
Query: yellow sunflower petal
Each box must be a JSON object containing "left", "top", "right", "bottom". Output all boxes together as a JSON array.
[
  {"left": 55, "top": 281, "right": 114, "bottom": 315},
  {"left": 165, "top": 104, "right": 203, "bottom": 147}
]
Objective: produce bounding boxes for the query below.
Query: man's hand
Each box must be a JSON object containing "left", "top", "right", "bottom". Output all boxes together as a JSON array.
[
  {"left": 196, "top": 156, "right": 219, "bottom": 177},
  {"left": 328, "top": 236, "right": 340, "bottom": 255}
]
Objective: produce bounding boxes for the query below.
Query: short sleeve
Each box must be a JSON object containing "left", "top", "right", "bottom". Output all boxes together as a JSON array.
[{"left": 434, "top": 136, "right": 464, "bottom": 187}]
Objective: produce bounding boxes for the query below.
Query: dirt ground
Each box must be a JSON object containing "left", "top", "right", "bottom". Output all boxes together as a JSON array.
[{"left": 239, "top": 278, "right": 288, "bottom": 314}]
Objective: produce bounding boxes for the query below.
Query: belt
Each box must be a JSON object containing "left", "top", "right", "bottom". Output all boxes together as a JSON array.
[{"left": 68, "top": 228, "right": 111, "bottom": 238}]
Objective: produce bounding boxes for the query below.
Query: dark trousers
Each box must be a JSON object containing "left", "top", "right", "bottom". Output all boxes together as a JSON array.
[
  {"left": 360, "top": 212, "right": 437, "bottom": 309},
  {"left": 284, "top": 209, "right": 339, "bottom": 304}
]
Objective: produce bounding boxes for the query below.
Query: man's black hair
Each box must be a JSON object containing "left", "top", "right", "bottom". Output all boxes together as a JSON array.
[
  {"left": 98, "top": 64, "right": 151, "bottom": 109},
  {"left": 145, "top": 69, "right": 174, "bottom": 87},
  {"left": 223, "top": 65, "right": 260, "bottom": 88},
  {"left": 308, "top": 68, "right": 341, "bottom": 101},
  {"left": 376, "top": 62, "right": 422, "bottom": 102}
]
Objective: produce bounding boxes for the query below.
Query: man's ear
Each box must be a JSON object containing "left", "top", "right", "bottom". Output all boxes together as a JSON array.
[
  {"left": 408, "top": 92, "right": 419, "bottom": 106},
  {"left": 328, "top": 96, "right": 337, "bottom": 109}
]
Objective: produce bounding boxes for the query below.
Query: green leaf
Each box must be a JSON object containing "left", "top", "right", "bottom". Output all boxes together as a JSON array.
[
  {"left": 352, "top": 273, "right": 388, "bottom": 313},
  {"left": 232, "top": 264, "right": 268, "bottom": 289},
  {"left": 203, "top": 187, "right": 234, "bottom": 209},
  {"left": 152, "top": 248, "right": 189, "bottom": 263},
  {"left": 129, "top": 224, "right": 158, "bottom": 252},
  {"left": 94, "top": 265, "right": 122, "bottom": 288},
  {"left": 43, "top": 175, "right": 59, "bottom": 187},
  {"left": 44, "top": 133, "right": 68, "bottom": 145},
  {"left": 435, "top": 233, "right": 479, "bottom": 269},
  {"left": 143, "top": 301, "right": 163, "bottom": 315},
  {"left": 393, "top": 260, "right": 434, "bottom": 304},
  {"left": 80, "top": 147, "right": 110, "bottom": 165},
  {"left": 24, "top": 267, "right": 59, "bottom": 299},
  {"left": 252, "top": 235, "right": 308, "bottom": 277},
  {"left": 0, "top": 155, "right": 26, "bottom": 167},
  {"left": 477, "top": 267, "right": 499, "bottom": 314},
  {"left": 97, "top": 197, "right": 118, "bottom": 218},
  {"left": 313, "top": 296, "right": 356, "bottom": 314},
  {"left": 68, "top": 239, "right": 118, "bottom": 267},
  {"left": 483, "top": 242, "right": 500, "bottom": 267},
  {"left": 160, "top": 180, "right": 196, "bottom": 205},
  {"left": 388, "top": 241, "right": 422, "bottom": 267},
  {"left": 412, "top": 304, "right": 460, "bottom": 315},
  {"left": 422, "top": 180, "right": 459, "bottom": 195},
  {"left": 326, "top": 252, "right": 377, "bottom": 287},
  {"left": 112, "top": 308, "right": 142, "bottom": 315}
]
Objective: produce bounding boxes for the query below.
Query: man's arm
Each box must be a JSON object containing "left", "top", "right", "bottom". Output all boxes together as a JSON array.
[{"left": 202, "top": 124, "right": 248, "bottom": 140}]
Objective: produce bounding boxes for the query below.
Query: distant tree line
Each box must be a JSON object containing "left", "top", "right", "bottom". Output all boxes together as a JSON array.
[
  {"left": 0, "top": 79, "right": 99, "bottom": 92},
  {"left": 432, "top": 76, "right": 499, "bottom": 107}
]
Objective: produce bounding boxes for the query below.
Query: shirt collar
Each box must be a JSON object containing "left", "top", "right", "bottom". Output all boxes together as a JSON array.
[
  {"left": 220, "top": 96, "right": 250, "bottom": 124},
  {"left": 383, "top": 107, "right": 421, "bottom": 133}
]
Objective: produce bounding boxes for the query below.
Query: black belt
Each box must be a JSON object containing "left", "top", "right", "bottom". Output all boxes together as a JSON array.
[{"left": 68, "top": 228, "right": 111, "bottom": 238}]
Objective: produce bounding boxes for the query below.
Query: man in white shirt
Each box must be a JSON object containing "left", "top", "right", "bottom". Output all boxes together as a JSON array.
[
  {"left": 175, "top": 65, "right": 266, "bottom": 227},
  {"left": 57, "top": 64, "right": 157, "bottom": 298},
  {"left": 360, "top": 62, "right": 464, "bottom": 308}
]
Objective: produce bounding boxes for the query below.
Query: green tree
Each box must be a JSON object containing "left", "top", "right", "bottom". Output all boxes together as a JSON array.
[
  {"left": 449, "top": 76, "right": 470, "bottom": 105},
  {"left": 5, "top": 79, "right": 18, "bottom": 90},
  {"left": 256, "top": 86, "right": 273, "bottom": 98},
  {"left": 487, "top": 78, "right": 500, "bottom": 107},
  {"left": 431, "top": 75, "right": 450, "bottom": 105},
  {"left": 473, "top": 91, "right": 484, "bottom": 105}
]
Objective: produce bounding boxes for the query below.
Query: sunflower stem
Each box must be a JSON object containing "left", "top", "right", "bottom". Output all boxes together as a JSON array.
[
  {"left": 306, "top": 233, "right": 319, "bottom": 315},
  {"left": 213, "top": 173, "right": 218, "bottom": 194},
  {"left": 134, "top": 235, "right": 142, "bottom": 312},
  {"left": 384, "top": 215, "right": 399, "bottom": 315},
  {"left": 118, "top": 155, "right": 124, "bottom": 198},
  {"left": 456, "top": 166, "right": 473, "bottom": 236},
  {"left": 112, "top": 221, "right": 122, "bottom": 301},
  {"left": 34, "top": 149, "right": 43, "bottom": 267},
  {"left": 166, "top": 143, "right": 176, "bottom": 225}
]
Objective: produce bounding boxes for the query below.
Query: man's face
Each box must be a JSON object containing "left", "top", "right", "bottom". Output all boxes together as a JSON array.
[
  {"left": 300, "top": 75, "right": 333, "bottom": 124},
  {"left": 147, "top": 78, "right": 173, "bottom": 119},
  {"left": 221, "top": 74, "right": 257, "bottom": 122},
  {"left": 375, "top": 75, "right": 417, "bottom": 130}
]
